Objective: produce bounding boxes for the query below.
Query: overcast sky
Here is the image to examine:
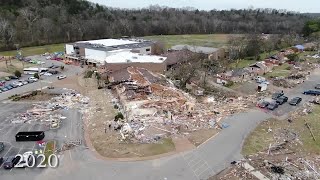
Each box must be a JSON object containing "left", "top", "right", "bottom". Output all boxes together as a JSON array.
[{"left": 89, "top": 0, "right": 319, "bottom": 13}]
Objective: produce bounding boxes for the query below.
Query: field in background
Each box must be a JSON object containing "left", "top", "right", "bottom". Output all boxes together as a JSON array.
[
  {"left": 0, "top": 43, "right": 64, "bottom": 57},
  {"left": 143, "top": 34, "right": 239, "bottom": 48}
]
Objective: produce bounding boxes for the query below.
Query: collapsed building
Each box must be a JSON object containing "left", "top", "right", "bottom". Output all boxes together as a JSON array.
[{"left": 106, "top": 66, "right": 255, "bottom": 143}]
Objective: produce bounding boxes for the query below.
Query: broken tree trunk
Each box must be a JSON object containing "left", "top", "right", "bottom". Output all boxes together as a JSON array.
[{"left": 304, "top": 119, "right": 316, "bottom": 141}]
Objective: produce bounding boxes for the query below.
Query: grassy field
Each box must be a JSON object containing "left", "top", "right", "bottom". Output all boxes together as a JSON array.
[
  {"left": 0, "top": 43, "right": 64, "bottom": 57},
  {"left": 242, "top": 105, "right": 320, "bottom": 156},
  {"left": 143, "top": 34, "right": 239, "bottom": 48},
  {"left": 0, "top": 59, "right": 34, "bottom": 76},
  {"left": 230, "top": 59, "right": 256, "bottom": 69},
  {"left": 266, "top": 63, "right": 291, "bottom": 78}
]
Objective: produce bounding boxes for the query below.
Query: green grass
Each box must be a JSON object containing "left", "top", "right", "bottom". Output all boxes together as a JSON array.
[
  {"left": 0, "top": 43, "right": 64, "bottom": 56},
  {"left": 266, "top": 63, "right": 291, "bottom": 78},
  {"left": 230, "top": 59, "right": 256, "bottom": 69},
  {"left": 242, "top": 105, "right": 320, "bottom": 156},
  {"left": 260, "top": 50, "right": 278, "bottom": 60},
  {"left": 143, "top": 138, "right": 175, "bottom": 156},
  {"left": 44, "top": 140, "right": 55, "bottom": 165},
  {"left": 143, "top": 34, "right": 240, "bottom": 48}
]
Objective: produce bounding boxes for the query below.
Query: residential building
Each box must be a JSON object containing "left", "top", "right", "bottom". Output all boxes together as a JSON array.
[{"left": 170, "top": 45, "right": 226, "bottom": 61}]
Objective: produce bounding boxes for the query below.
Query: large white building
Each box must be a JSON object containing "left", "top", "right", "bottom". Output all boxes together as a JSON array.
[{"left": 65, "top": 38, "right": 154, "bottom": 66}]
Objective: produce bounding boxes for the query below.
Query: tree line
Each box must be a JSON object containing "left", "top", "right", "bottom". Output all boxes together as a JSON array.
[{"left": 0, "top": 0, "right": 313, "bottom": 51}]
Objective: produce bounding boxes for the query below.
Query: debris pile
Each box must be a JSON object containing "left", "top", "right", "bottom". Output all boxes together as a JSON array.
[
  {"left": 8, "top": 89, "right": 89, "bottom": 129},
  {"left": 105, "top": 67, "right": 255, "bottom": 143}
]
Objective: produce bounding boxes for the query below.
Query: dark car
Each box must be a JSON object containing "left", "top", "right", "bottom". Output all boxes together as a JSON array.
[
  {"left": 0, "top": 87, "right": 8, "bottom": 92},
  {"left": 276, "top": 96, "right": 288, "bottom": 105},
  {"left": 257, "top": 101, "right": 269, "bottom": 108},
  {"left": 272, "top": 91, "right": 284, "bottom": 100},
  {"left": 5, "top": 85, "right": 13, "bottom": 90},
  {"left": 52, "top": 65, "right": 59, "bottom": 69},
  {"left": 303, "top": 90, "right": 320, "bottom": 96},
  {"left": 8, "top": 76, "right": 19, "bottom": 80},
  {"left": 289, "top": 97, "right": 302, "bottom": 106},
  {"left": 48, "top": 65, "right": 54, "bottom": 68},
  {"left": 0, "top": 157, "right": 3, "bottom": 165},
  {"left": 3, "top": 156, "right": 18, "bottom": 169},
  {"left": 267, "top": 102, "right": 279, "bottom": 110},
  {"left": 48, "top": 70, "right": 59, "bottom": 74},
  {"left": 315, "top": 84, "right": 320, "bottom": 90},
  {"left": 0, "top": 142, "right": 4, "bottom": 152}
]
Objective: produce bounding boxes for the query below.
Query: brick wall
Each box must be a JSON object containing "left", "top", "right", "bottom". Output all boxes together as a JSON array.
[{"left": 106, "top": 62, "right": 167, "bottom": 73}]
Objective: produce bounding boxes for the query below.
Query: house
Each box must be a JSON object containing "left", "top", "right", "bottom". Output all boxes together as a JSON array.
[
  {"left": 163, "top": 50, "right": 195, "bottom": 69},
  {"left": 170, "top": 45, "right": 226, "bottom": 61},
  {"left": 248, "top": 61, "right": 273, "bottom": 75}
]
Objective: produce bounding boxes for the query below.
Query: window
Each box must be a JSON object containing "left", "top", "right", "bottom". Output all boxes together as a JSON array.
[{"left": 146, "top": 48, "right": 150, "bottom": 52}]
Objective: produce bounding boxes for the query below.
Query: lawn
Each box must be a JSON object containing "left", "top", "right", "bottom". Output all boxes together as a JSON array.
[
  {"left": 242, "top": 105, "right": 320, "bottom": 156},
  {"left": 0, "top": 59, "right": 34, "bottom": 76},
  {"left": 266, "top": 63, "right": 291, "bottom": 78},
  {"left": 0, "top": 43, "right": 64, "bottom": 57},
  {"left": 44, "top": 140, "right": 56, "bottom": 165},
  {"left": 143, "top": 34, "right": 240, "bottom": 48},
  {"left": 229, "top": 59, "right": 256, "bottom": 69}
]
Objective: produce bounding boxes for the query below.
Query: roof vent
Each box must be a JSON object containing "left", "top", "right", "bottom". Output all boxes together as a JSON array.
[{"left": 132, "top": 56, "right": 138, "bottom": 59}]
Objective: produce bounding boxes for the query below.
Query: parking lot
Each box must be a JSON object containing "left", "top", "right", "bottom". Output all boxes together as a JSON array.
[
  {"left": 0, "top": 89, "right": 85, "bottom": 174},
  {"left": 258, "top": 70, "right": 320, "bottom": 117},
  {"left": 0, "top": 56, "right": 83, "bottom": 101}
]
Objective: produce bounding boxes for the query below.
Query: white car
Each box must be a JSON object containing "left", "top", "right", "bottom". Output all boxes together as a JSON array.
[
  {"left": 57, "top": 75, "right": 66, "bottom": 80},
  {"left": 19, "top": 80, "right": 28, "bottom": 85},
  {"left": 43, "top": 72, "right": 53, "bottom": 76},
  {"left": 28, "top": 77, "right": 38, "bottom": 82},
  {"left": 12, "top": 81, "right": 23, "bottom": 86}
]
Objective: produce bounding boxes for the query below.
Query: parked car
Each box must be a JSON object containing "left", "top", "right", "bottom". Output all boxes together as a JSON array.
[
  {"left": 19, "top": 80, "right": 28, "bottom": 85},
  {"left": 48, "top": 64, "right": 54, "bottom": 68},
  {"left": 8, "top": 76, "right": 19, "bottom": 80},
  {"left": 272, "top": 91, "right": 284, "bottom": 100},
  {"left": 0, "top": 80, "right": 5, "bottom": 86},
  {"left": 257, "top": 101, "right": 269, "bottom": 108},
  {"left": 315, "top": 84, "right": 320, "bottom": 90},
  {"left": 303, "top": 90, "right": 320, "bottom": 96},
  {"left": 12, "top": 81, "right": 23, "bottom": 87},
  {"left": 276, "top": 96, "right": 288, "bottom": 105},
  {"left": 267, "top": 101, "right": 279, "bottom": 110},
  {"left": 5, "top": 85, "right": 13, "bottom": 90},
  {"left": 0, "top": 142, "right": 4, "bottom": 152},
  {"left": 9, "top": 83, "right": 18, "bottom": 88},
  {"left": 43, "top": 72, "right": 53, "bottom": 76},
  {"left": 51, "top": 65, "right": 59, "bottom": 69},
  {"left": 48, "top": 70, "right": 59, "bottom": 74},
  {"left": 28, "top": 77, "right": 38, "bottom": 82},
  {"left": 1, "top": 87, "right": 8, "bottom": 91},
  {"left": 4, "top": 77, "right": 10, "bottom": 81},
  {"left": 3, "top": 156, "right": 20, "bottom": 169},
  {"left": 289, "top": 97, "right": 302, "bottom": 106},
  {"left": 0, "top": 157, "right": 3, "bottom": 165},
  {"left": 57, "top": 75, "right": 66, "bottom": 80}
]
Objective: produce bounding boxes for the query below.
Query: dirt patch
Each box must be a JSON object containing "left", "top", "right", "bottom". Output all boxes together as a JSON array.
[{"left": 188, "top": 129, "right": 219, "bottom": 147}]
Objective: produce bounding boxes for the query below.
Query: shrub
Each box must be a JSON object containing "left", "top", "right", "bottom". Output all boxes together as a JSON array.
[
  {"left": 84, "top": 70, "right": 94, "bottom": 78},
  {"left": 14, "top": 70, "right": 22, "bottom": 77},
  {"left": 224, "top": 81, "right": 234, "bottom": 87},
  {"left": 34, "top": 73, "right": 40, "bottom": 79},
  {"left": 114, "top": 112, "right": 124, "bottom": 121}
]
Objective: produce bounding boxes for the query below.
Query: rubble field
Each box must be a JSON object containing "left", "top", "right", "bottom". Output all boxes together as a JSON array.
[
  {"left": 77, "top": 67, "right": 256, "bottom": 158},
  {"left": 239, "top": 103, "right": 320, "bottom": 179}
]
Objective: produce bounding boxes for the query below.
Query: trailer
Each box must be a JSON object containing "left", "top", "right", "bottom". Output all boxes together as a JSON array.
[{"left": 15, "top": 131, "right": 45, "bottom": 142}]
